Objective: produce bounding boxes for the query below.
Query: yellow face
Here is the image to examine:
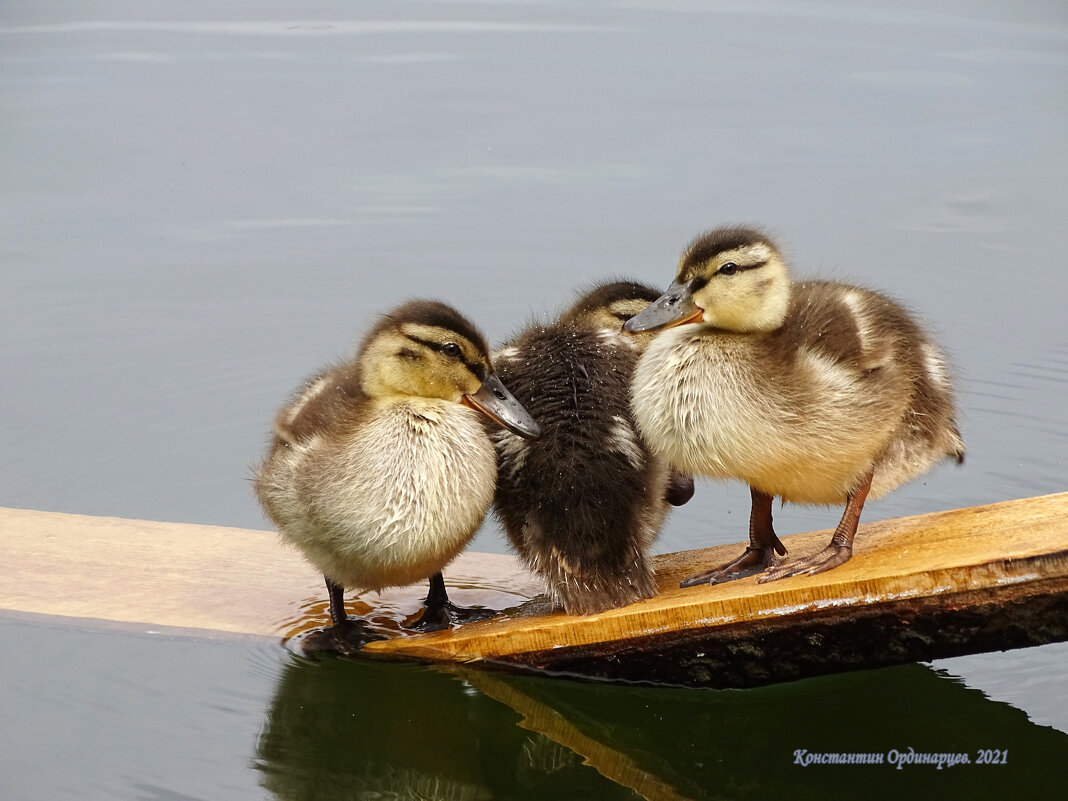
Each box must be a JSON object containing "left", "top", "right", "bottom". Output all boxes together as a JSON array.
[
  {"left": 623, "top": 228, "right": 793, "bottom": 336},
  {"left": 355, "top": 300, "right": 541, "bottom": 438},
  {"left": 359, "top": 322, "right": 488, "bottom": 402},
  {"left": 679, "top": 240, "right": 791, "bottom": 333}
]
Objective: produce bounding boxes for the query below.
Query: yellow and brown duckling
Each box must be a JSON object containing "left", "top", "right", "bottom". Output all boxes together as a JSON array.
[
  {"left": 254, "top": 300, "right": 540, "bottom": 651},
  {"left": 624, "top": 226, "right": 964, "bottom": 585},
  {"left": 491, "top": 281, "right": 694, "bottom": 615}
]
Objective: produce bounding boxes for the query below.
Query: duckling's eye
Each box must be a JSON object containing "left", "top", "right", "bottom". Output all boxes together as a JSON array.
[
  {"left": 718, "top": 262, "right": 739, "bottom": 276},
  {"left": 442, "top": 342, "right": 462, "bottom": 358}
]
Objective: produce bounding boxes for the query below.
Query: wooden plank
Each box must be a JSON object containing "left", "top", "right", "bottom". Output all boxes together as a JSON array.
[
  {"left": 0, "top": 506, "right": 540, "bottom": 640},
  {"left": 2, "top": 495, "right": 1066, "bottom": 688},
  {"left": 363, "top": 493, "right": 1068, "bottom": 686}
]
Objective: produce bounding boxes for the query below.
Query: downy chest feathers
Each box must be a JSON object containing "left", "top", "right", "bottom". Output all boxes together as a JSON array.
[
  {"left": 276, "top": 400, "right": 497, "bottom": 590},
  {"left": 631, "top": 326, "right": 903, "bottom": 503}
]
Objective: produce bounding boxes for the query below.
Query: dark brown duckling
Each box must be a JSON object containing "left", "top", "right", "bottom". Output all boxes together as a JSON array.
[
  {"left": 491, "top": 281, "right": 693, "bottom": 615},
  {"left": 254, "top": 300, "right": 540, "bottom": 652}
]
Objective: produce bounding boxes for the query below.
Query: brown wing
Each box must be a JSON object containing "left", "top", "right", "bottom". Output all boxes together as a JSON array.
[{"left": 272, "top": 362, "right": 366, "bottom": 447}]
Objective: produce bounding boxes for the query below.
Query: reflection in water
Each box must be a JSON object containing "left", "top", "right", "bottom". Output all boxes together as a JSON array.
[
  {"left": 255, "top": 659, "right": 494, "bottom": 801},
  {"left": 459, "top": 668, "right": 694, "bottom": 801},
  {"left": 255, "top": 657, "right": 1068, "bottom": 801}
]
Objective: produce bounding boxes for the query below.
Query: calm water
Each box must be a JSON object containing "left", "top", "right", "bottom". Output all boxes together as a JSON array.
[
  {"left": 2, "top": 618, "right": 1067, "bottom": 800},
  {"left": 2, "top": 1, "right": 1066, "bottom": 797}
]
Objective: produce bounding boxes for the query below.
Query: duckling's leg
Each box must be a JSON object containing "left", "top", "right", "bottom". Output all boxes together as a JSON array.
[
  {"left": 679, "top": 487, "right": 788, "bottom": 587},
  {"left": 758, "top": 468, "right": 874, "bottom": 583},
  {"left": 326, "top": 577, "right": 350, "bottom": 628},
  {"left": 408, "top": 572, "right": 496, "bottom": 632},
  {"left": 301, "top": 577, "right": 384, "bottom": 655}
]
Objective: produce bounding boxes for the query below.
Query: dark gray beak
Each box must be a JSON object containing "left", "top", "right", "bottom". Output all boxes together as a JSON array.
[
  {"left": 623, "top": 279, "right": 704, "bottom": 333},
  {"left": 462, "top": 373, "right": 541, "bottom": 439}
]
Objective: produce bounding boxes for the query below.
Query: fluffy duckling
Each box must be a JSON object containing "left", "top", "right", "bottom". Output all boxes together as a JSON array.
[
  {"left": 624, "top": 226, "right": 964, "bottom": 585},
  {"left": 254, "top": 300, "right": 541, "bottom": 651},
  {"left": 491, "top": 281, "right": 694, "bottom": 615}
]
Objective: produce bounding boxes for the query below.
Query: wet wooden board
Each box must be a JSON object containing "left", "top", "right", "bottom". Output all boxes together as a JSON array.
[
  {"left": 363, "top": 493, "right": 1068, "bottom": 686},
  {"left": 0, "top": 506, "right": 541, "bottom": 640},
  {"left": 2, "top": 494, "right": 1067, "bottom": 687}
]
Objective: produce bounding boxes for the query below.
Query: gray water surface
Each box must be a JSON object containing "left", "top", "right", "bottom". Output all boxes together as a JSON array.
[
  {"left": 2, "top": 1, "right": 1067, "bottom": 797},
  {"left": 2, "top": 618, "right": 1066, "bottom": 801}
]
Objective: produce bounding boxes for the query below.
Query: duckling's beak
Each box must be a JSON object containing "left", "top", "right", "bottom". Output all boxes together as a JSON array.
[
  {"left": 623, "top": 279, "right": 704, "bottom": 333},
  {"left": 462, "top": 374, "right": 542, "bottom": 440}
]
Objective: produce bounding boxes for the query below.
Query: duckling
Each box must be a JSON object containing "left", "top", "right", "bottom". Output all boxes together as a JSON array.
[
  {"left": 624, "top": 226, "right": 964, "bottom": 585},
  {"left": 491, "top": 281, "right": 694, "bottom": 615},
  {"left": 254, "top": 300, "right": 541, "bottom": 651}
]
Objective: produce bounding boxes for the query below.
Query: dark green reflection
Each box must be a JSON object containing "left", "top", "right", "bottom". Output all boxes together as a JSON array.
[{"left": 255, "top": 657, "right": 1068, "bottom": 801}]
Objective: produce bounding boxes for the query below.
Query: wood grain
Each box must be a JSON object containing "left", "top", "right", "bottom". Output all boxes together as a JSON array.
[
  {"left": 0, "top": 506, "right": 540, "bottom": 639},
  {"left": 363, "top": 493, "right": 1068, "bottom": 678},
  {"left": 3, "top": 494, "right": 1066, "bottom": 687}
]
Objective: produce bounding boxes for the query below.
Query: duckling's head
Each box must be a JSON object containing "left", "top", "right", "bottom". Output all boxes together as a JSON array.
[
  {"left": 359, "top": 300, "right": 541, "bottom": 438},
  {"left": 624, "top": 226, "right": 790, "bottom": 334},
  {"left": 559, "top": 280, "right": 663, "bottom": 336}
]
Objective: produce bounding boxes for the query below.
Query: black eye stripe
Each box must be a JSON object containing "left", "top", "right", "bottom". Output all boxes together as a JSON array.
[
  {"left": 466, "top": 359, "right": 488, "bottom": 381},
  {"left": 402, "top": 333, "right": 457, "bottom": 355},
  {"left": 402, "top": 334, "right": 487, "bottom": 380},
  {"left": 716, "top": 259, "right": 766, "bottom": 276}
]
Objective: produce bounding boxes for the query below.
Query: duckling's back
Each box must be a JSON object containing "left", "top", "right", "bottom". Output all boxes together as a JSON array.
[{"left": 492, "top": 322, "right": 669, "bottom": 615}]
